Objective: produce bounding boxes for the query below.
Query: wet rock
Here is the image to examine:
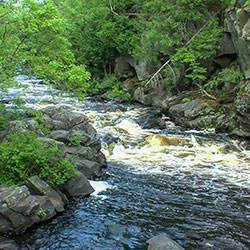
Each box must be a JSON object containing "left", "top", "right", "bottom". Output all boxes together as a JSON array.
[
  {"left": 63, "top": 173, "right": 95, "bottom": 198},
  {"left": 33, "top": 196, "right": 57, "bottom": 222},
  {"left": 147, "top": 233, "right": 185, "bottom": 250},
  {"left": 0, "top": 237, "right": 19, "bottom": 250},
  {"left": 0, "top": 104, "right": 106, "bottom": 235},
  {"left": 25, "top": 176, "right": 65, "bottom": 213},
  {"left": 186, "top": 231, "right": 202, "bottom": 240},
  {"left": 146, "top": 135, "right": 186, "bottom": 147}
]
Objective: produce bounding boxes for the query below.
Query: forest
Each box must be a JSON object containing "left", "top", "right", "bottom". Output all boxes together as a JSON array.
[{"left": 1, "top": 0, "right": 245, "bottom": 94}]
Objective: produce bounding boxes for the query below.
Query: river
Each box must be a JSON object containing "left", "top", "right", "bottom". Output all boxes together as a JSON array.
[{"left": 2, "top": 76, "right": 250, "bottom": 249}]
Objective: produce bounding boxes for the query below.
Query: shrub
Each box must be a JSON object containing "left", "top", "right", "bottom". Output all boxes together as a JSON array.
[
  {"left": 0, "top": 131, "right": 77, "bottom": 187},
  {"left": 182, "top": 97, "right": 191, "bottom": 103}
]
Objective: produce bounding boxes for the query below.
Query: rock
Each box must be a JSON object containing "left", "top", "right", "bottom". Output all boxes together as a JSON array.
[
  {"left": 8, "top": 120, "right": 26, "bottom": 134},
  {"left": 0, "top": 186, "right": 40, "bottom": 234},
  {"left": 39, "top": 137, "right": 65, "bottom": 151},
  {"left": 0, "top": 237, "right": 19, "bottom": 250},
  {"left": 114, "top": 56, "right": 135, "bottom": 77},
  {"left": 25, "top": 176, "right": 65, "bottom": 212},
  {"left": 225, "top": 3, "right": 250, "bottom": 79},
  {"left": 146, "top": 135, "right": 186, "bottom": 147},
  {"left": 52, "top": 130, "right": 90, "bottom": 145},
  {"left": 33, "top": 195, "right": 57, "bottom": 221},
  {"left": 63, "top": 173, "right": 95, "bottom": 198},
  {"left": 133, "top": 87, "right": 152, "bottom": 105},
  {"left": 42, "top": 106, "right": 89, "bottom": 130},
  {"left": 74, "top": 159, "right": 103, "bottom": 179},
  {"left": 186, "top": 231, "right": 202, "bottom": 240},
  {"left": 25, "top": 119, "right": 43, "bottom": 135},
  {"left": 42, "top": 114, "right": 65, "bottom": 130},
  {"left": 147, "top": 233, "right": 185, "bottom": 250},
  {"left": 214, "top": 32, "right": 237, "bottom": 68},
  {"left": 115, "top": 55, "right": 156, "bottom": 81}
]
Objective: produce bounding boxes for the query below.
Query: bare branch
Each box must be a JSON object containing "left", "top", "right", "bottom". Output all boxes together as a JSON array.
[
  {"left": 145, "top": 9, "right": 222, "bottom": 87},
  {"left": 109, "top": 0, "right": 118, "bottom": 16}
]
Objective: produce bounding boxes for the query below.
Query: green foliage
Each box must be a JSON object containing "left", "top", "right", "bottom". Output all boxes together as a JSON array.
[
  {"left": 0, "top": 103, "right": 10, "bottom": 131},
  {"left": 173, "top": 19, "right": 224, "bottom": 81},
  {"left": 205, "top": 69, "right": 244, "bottom": 89},
  {"left": 31, "top": 110, "right": 50, "bottom": 135},
  {"left": 245, "top": 0, "right": 250, "bottom": 7},
  {"left": 0, "top": 0, "right": 90, "bottom": 95},
  {"left": 182, "top": 97, "right": 191, "bottom": 103},
  {"left": 37, "top": 209, "right": 47, "bottom": 218},
  {"left": 69, "top": 132, "right": 83, "bottom": 147},
  {"left": 0, "top": 131, "right": 77, "bottom": 187},
  {"left": 89, "top": 75, "right": 132, "bottom": 101}
]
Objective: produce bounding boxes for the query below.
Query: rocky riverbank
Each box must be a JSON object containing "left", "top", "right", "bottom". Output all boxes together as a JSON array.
[
  {"left": 111, "top": 0, "right": 250, "bottom": 138},
  {"left": 0, "top": 106, "right": 106, "bottom": 236}
]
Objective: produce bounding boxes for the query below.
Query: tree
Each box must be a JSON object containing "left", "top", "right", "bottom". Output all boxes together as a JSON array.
[{"left": 0, "top": 0, "right": 90, "bottom": 94}]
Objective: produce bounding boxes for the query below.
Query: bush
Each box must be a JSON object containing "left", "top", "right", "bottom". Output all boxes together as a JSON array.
[{"left": 0, "top": 131, "right": 77, "bottom": 187}]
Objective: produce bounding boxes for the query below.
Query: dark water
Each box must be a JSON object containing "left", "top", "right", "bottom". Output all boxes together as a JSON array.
[
  {"left": 3, "top": 80, "right": 250, "bottom": 249},
  {"left": 15, "top": 161, "right": 250, "bottom": 250}
]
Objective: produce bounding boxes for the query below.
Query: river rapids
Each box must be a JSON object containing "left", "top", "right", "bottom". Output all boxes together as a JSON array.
[{"left": 1, "top": 76, "right": 250, "bottom": 250}]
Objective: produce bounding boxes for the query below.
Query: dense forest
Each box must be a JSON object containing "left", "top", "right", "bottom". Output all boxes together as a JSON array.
[{"left": 1, "top": 0, "right": 247, "bottom": 93}]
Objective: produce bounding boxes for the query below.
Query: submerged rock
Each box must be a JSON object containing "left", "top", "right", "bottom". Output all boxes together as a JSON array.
[
  {"left": 147, "top": 233, "right": 185, "bottom": 250},
  {"left": 146, "top": 135, "right": 186, "bottom": 147}
]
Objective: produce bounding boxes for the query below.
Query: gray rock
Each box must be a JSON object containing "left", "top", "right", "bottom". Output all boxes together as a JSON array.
[
  {"left": 8, "top": 120, "right": 26, "bottom": 134},
  {"left": 25, "top": 176, "right": 65, "bottom": 212},
  {"left": 225, "top": 4, "right": 250, "bottom": 79},
  {"left": 33, "top": 195, "right": 57, "bottom": 222},
  {"left": 74, "top": 159, "right": 103, "bottom": 179},
  {"left": 63, "top": 173, "right": 95, "bottom": 198},
  {"left": 0, "top": 186, "right": 40, "bottom": 234},
  {"left": 147, "top": 233, "right": 185, "bottom": 250},
  {"left": 52, "top": 130, "right": 91, "bottom": 146},
  {"left": 39, "top": 137, "right": 65, "bottom": 151},
  {"left": 42, "top": 114, "right": 65, "bottom": 130},
  {"left": 114, "top": 56, "right": 135, "bottom": 77},
  {"left": 127, "top": 57, "right": 156, "bottom": 81},
  {"left": 42, "top": 106, "right": 89, "bottom": 130},
  {"left": 0, "top": 237, "right": 19, "bottom": 250}
]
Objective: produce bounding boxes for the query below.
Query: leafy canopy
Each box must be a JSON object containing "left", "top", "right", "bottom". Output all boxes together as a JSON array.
[{"left": 0, "top": 0, "right": 90, "bottom": 95}]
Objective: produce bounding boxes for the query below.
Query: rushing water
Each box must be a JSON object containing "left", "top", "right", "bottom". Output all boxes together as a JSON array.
[{"left": 2, "top": 77, "right": 250, "bottom": 249}]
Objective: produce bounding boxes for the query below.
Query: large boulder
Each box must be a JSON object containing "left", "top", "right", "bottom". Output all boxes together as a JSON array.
[
  {"left": 63, "top": 173, "right": 95, "bottom": 198},
  {"left": 147, "top": 233, "right": 185, "bottom": 250},
  {"left": 73, "top": 159, "right": 103, "bottom": 179},
  {"left": 25, "top": 176, "right": 66, "bottom": 212},
  {"left": 0, "top": 237, "right": 19, "bottom": 250},
  {"left": 0, "top": 185, "right": 57, "bottom": 234},
  {"left": 225, "top": 1, "right": 250, "bottom": 79}
]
